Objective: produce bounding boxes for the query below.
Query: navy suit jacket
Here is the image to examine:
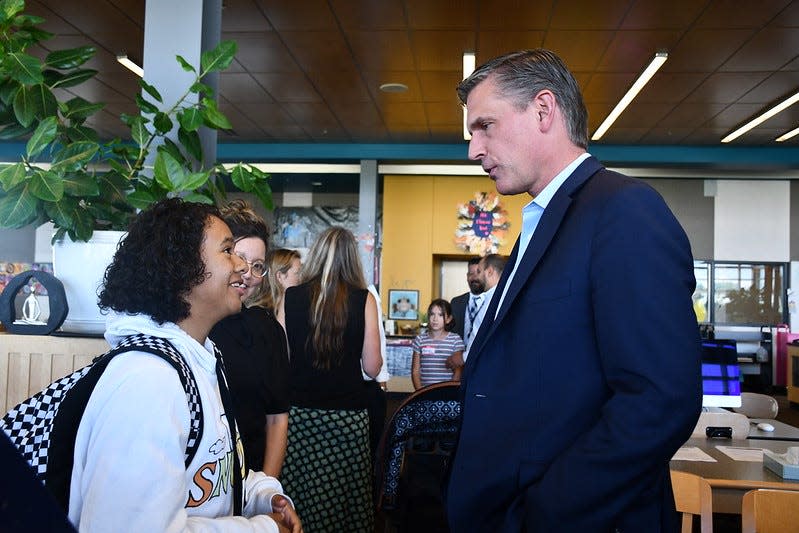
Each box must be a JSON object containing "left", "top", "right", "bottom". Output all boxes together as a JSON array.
[
  {"left": 450, "top": 291, "right": 469, "bottom": 340},
  {"left": 447, "top": 157, "right": 702, "bottom": 532}
]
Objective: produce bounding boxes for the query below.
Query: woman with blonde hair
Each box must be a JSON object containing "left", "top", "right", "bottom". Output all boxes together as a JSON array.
[
  {"left": 281, "top": 226, "right": 382, "bottom": 533},
  {"left": 256, "top": 248, "right": 302, "bottom": 328}
]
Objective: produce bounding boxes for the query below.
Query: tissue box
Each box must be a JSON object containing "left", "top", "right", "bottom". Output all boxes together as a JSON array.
[{"left": 763, "top": 450, "right": 799, "bottom": 480}]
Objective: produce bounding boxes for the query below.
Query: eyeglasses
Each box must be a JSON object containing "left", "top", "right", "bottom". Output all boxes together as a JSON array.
[{"left": 235, "top": 253, "right": 266, "bottom": 278}]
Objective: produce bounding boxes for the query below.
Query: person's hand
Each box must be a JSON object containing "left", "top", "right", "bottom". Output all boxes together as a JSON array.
[
  {"left": 270, "top": 495, "right": 303, "bottom": 533},
  {"left": 446, "top": 352, "right": 464, "bottom": 370}
]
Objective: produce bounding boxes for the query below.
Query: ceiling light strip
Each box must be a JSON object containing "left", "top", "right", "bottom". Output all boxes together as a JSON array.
[
  {"left": 776, "top": 126, "right": 799, "bottom": 142},
  {"left": 722, "top": 91, "right": 799, "bottom": 143},
  {"left": 117, "top": 54, "right": 143, "bottom": 77},
  {"left": 591, "top": 52, "right": 668, "bottom": 141},
  {"left": 463, "top": 52, "right": 476, "bottom": 141}
]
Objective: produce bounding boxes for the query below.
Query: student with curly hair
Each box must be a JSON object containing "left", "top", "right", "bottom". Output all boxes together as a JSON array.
[
  {"left": 69, "top": 198, "right": 302, "bottom": 532},
  {"left": 209, "top": 200, "right": 290, "bottom": 478}
]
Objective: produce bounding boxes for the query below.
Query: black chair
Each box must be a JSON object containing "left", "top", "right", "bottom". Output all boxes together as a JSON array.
[{"left": 375, "top": 382, "right": 461, "bottom": 533}]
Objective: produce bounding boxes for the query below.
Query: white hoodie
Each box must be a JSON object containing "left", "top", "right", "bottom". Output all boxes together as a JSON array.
[{"left": 68, "top": 312, "right": 287, "bottom": 532}]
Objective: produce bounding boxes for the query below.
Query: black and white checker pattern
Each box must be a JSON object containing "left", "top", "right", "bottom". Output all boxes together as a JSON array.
[{"left": 1, "top": 334, "right": 203, "bottom": 478}]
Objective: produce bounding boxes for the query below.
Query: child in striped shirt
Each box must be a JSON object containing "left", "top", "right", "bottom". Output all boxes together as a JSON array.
[{"left": 411, "top": 299, "right": 465, "bottom": 389}]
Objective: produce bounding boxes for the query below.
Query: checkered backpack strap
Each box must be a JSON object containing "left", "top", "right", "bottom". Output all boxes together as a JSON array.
[{"left": 1, "top": 334, "right": 203, "bottom": 511}]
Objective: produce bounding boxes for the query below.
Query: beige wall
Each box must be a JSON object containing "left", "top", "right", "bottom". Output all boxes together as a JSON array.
[{"left": 380, "top": 174, "right": 529, "bottom": 323}]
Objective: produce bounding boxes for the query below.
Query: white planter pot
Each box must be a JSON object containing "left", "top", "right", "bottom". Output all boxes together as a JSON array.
[{"left": 52, "top": 230, "right": 125, "bottom": 335}]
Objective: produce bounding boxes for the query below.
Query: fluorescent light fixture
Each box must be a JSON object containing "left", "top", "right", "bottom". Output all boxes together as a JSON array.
[
  {"left": 463, "top": 52, "right": 476, "bottom": 141},
  {"left": 591, "top": 51, "right": 668, "bottom": 141},
  {"left": 116, "top": 54, "right": 143, "bottom": 77},
  {"left": 776, "top": 125, "right": 799, "bottom": 142},
  {"left": 723, "top": 91, "right": 799, "bottom": 143}
]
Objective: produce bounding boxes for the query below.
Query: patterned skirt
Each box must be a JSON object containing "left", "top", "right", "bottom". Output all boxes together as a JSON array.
[{"left": 282, "top": 406, "right": 374, "bottom": 533}]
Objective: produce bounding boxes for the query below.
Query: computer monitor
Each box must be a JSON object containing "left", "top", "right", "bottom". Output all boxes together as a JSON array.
[{"left": 701, "top": 339, "right": 742, "bottom": 408}]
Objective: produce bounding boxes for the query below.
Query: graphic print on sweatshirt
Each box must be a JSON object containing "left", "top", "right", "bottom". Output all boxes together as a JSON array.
[{"left": 185, "top": 414, "right": 245, "bottom": 508}]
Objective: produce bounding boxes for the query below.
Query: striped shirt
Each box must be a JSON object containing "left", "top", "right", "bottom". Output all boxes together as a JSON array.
[{"left": 412, "top": 331, "right": 465, "bottom": 387}]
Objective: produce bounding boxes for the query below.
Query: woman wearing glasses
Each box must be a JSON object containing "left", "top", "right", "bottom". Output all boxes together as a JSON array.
[{"left": 209, "top": 200, "right": 290, "bottom": 478}]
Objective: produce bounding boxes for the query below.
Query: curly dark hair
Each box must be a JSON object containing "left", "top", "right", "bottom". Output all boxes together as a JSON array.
[{"left": 98, "top": 198, "right": 221, "bottom": 324}]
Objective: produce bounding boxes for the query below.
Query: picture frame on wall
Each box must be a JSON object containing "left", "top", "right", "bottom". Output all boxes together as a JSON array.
[{"left": 388, "top": 289, "right": 420, "bottom": 321}]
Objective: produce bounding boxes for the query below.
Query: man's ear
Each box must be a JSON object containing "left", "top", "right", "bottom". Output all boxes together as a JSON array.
[{"left": 534, "top": 90, "right": 556, "bottom": 130}]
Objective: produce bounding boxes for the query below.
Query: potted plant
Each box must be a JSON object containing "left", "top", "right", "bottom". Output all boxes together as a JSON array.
[{"left": 0, "top": 0, "right": 273, "bottom": 332}]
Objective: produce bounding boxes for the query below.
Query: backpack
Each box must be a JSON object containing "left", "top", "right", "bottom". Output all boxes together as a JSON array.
[{"left": 0, "top": 334, "right": 203, "bottom": 510}]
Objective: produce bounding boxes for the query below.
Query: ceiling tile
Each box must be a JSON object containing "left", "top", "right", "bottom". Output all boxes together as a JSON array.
[
  {"left": 417, "top": 71, "right": 462, "bottom": 103},
  {"left": 221, "top": 0, "right": 273, "bottom": 32},
  {"left": 255, "top": 0, "right": 337, "bottom": 30},
  {"left": 620, "top": 0, "right": 709, "bottom": 29},
  {"left": 330, "top": 0, "right": 407, "bottom": 30},
  {"left": 252, "top": 73, "right": 321, "bottom": 102},
  {"left": 233, "top": 33, "right": 300, "bottom": 72},
  {"left": 477, "top": 31, "right": 546, "bottom": 62},
  {"left": 478, "top": 0, "right": 553, "bottom": 30},
  {"left": 542, "top": 31, "right": 615, "bottom": 71},
  {"left": 694, "top": 0, "right": 792, "bottom": 28},
  {"left": 684, "top": 72, "right": 771, "bottom": 103},
  {"left": 281, "top": 30, "right": 356, "bottom": 71},
  {"left": 220, "top": 73, "right": 275, "bottom": 103},
  {"left": 306, "top": 70, "right": 373, "bottom": 102},
  {"left": 549, "top": 0, "right": 632, "bottom": 30},
  {"left": 720, "top": 28, "right": 799, "bottom": 71},
  {"left": 657, "top": 103, "right": 728, "bottom": 129},
  {"left": 411, "top": 31, "right": 475, "bottom": 71},
  {"left": 404, "top": 0, "right": 477, "bottom": 30},
  {"left": 596, "top": 30, "right": 683, "bottom": 72},
  {"left": 739, "top": 71, "right": 799, "bottom": 104},
  {"left": 663, "top": 28, "right": 758, "bottom": 73},
  {"left": 348, "top": 31, "right": 415, "bottom": 71}
]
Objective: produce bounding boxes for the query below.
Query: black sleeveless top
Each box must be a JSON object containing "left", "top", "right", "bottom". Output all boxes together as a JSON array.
[{"left": 284, "top": 281, "right": 372, "bottom": 410}]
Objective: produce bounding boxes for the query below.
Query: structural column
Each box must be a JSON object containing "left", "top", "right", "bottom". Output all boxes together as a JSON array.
[{"left": 358, "top": 160, "right": 378, "bottom": 286}]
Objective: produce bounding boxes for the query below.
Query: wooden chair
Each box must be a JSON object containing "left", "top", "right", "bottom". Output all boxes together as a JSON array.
[
  {"left": 671, "top": 470, "right": 713, "bottom": 533},
  {"left": 741, "top": 489, "right": 799, "bottom": 533}
]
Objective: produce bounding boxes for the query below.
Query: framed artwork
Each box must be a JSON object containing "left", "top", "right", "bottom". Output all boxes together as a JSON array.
[{"left": 388, "top": 289, "right": 420, "bottom": 320}]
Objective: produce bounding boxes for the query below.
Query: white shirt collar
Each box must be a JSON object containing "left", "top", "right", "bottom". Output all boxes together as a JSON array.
[{"left": 529, "top": 152, "right": 591, "bottom": 211}]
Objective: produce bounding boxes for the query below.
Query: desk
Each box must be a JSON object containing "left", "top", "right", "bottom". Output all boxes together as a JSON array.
[
  {"left": 748, "top": 419, "right": 799, "bottom": 441},
  {"left": 670, "top": 438, "right": 799, "bottom": 514}
]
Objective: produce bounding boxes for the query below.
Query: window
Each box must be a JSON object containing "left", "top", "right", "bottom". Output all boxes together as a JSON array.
[{"left": 694, "top": 261, "right": 787, "bottom": 326}]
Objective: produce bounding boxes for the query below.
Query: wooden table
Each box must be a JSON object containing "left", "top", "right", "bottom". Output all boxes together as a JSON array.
[
  {"left": 670, "top": 438, "right": 799, "bottom": 514},
  {"left": 748, "top": 418, "right": 799, "bottom": 441}
]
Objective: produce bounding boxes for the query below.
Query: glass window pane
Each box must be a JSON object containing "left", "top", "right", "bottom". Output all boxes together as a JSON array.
[{"left": 713, "top": 263, "right": 784, "bottom": 325}]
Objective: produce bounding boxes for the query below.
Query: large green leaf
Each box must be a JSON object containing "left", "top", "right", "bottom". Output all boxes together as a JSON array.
[
  {"left": 153, "top": 150, "right": 184, "bottom": 191},
  {"left": 0, "top": 0, "right": 25, "bottom": 23},
  {"left": 47, "top": 68, "right": 97, "bottom": 89},
  {"left": 153, "top": 111, "right": 173, "bottom": 134},
  {"left": 0, "top": 182, "right": 38, "bottom": 228},
  {"left": 200, "top": 40, "right": 236, "bottom": 74},
  {"left": 174, "top": 170, "right": 209, "bottom": 192},
  {"left": 177, "top": 127, "right": 202, "bottom": 161},
  {"left": 0, "top": 79, "right": 17, "bottom": 105},
  {"left": 98, "top": 172, "right": 131, "bottom": 204},
  {"left": 5, "top": 52, "right": 42, "bottom": 84},
  {"left": 201, "top": 98, "right": 232, "bottom": 130},
  {"left": 135, "top": 93, "right": 159, "bottom": 115},
  {"left": 44, "top": 196, "right": 77, "bottom": 229},
  {"left": 230, "top": 164, "right": 254, "bottom": 191},
  {"left": 175, "top": 55, "right": 196, "bottom": 73},
  {"left": 129, "top": 115, "right": 149, "bottom": 147},
  {"left": 183, "top": 192, "right": 214, "bottom": 205},
  {"left": 0, "top": 121, "right": 34, "bottom": 139},
  {"left": 68, "top": 206, "right": 95, "bottom": 242},
  {"left": 189, "top": 82, "right": 213, "bottom": 96},
  {"left": 126, "top": 188, "right": 156, "bottom": 210},
  {"left": 26, "top": 115, "right": 57, "bottom": 158},
  {"left": 63, "top": 97, "right": 104, "bottom": 119},
  {"left": 12, "top": 84, "right": 34, "bottom": 126},
  {"left": 14, "top": 84, "right": 57, "bottom": 126},
  {"left": 29, "top": 169, "right": 64, "bottom": 201},
  {"left": 139, "top": 79, "right": 163, "bottom": 103},
  {"left": 178, "top": 107, "right": 202, "bottom": 132},
  {"left": 0, "top": 162, "right": 26, "bottom": 190},
  {"left": 50, "top": 141, "right": 98, "bottom": 172},
  {"left": 251, "top": 178, "right": 274, "bottom": 210},
  {"left": 63, "top": 172, "right": 100, "bottom": 197},
  {"left": 65, "top": 124, "right": 99, "bottom": 142},
  {"left": 45, "top": 45, "right": 95, "bottom": 70}
]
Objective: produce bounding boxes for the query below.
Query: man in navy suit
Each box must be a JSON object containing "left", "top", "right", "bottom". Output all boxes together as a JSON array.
[{"left": 446, "top": 49, "right": 702, "bottom": 532}]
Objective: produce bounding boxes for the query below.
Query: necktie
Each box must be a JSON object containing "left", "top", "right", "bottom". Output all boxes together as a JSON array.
[
  {"left": 214, "top": 348, "right": 243, "bottom": 516},
  {"left": 466, "top": 293, "right": 483, "bottom": 340}
]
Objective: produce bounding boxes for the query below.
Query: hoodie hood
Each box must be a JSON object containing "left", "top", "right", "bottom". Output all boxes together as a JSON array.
[{"left": 104, "top": 311, "right": 217, "bottom": 374}]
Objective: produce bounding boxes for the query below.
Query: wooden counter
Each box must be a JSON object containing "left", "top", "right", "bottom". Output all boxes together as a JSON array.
[{"left": 0, "top": 333, "right": 109, "bottom": 414}]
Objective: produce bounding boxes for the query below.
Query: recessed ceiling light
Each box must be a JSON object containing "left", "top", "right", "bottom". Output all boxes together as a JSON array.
[
  {"left": 379, "top": 83, "right": 408, "bottom": 93},
  {"left": 311, "top": 181, "right": 323, "bottom": 186}
]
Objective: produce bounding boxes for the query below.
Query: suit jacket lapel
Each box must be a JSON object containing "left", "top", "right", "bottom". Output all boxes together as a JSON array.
[{"left": 466, "top": 156, "right": 602, "bottom": 367}]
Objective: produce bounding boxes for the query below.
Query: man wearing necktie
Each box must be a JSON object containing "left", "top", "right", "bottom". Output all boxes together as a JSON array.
[
  {"left": 446, "top": 49, "right": 702, "bottom": 533},
  {"left": 462, "top": 254, "right": 506, "bottom": 360},
  {"left": 449, "top": 258, "right": 485, "bottom": 342}
]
